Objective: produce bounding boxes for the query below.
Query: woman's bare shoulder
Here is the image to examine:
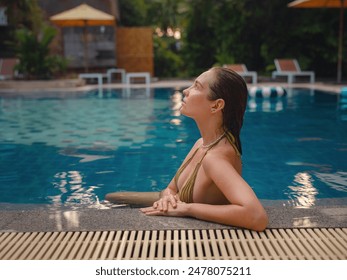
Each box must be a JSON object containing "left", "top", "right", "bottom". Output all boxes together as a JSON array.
[
  {"left": 210, "top": 140, "right": 239, "bottom": 160},
  {"left": 202, "top": 143, "right": 241, "bottom": 172}
]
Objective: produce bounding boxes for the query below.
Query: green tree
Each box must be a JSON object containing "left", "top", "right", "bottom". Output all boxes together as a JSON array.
[
  {"left": 0, "top": 0, "right": 48, "bottom": 35},
  {"left": 181, "top": 0, "right": 217, "bottom": 76},
  {"left": 146, "top": 0, "right": 187, "bottom": 34},
  {"left": 117, "top": 0, "right": 148, "bottom": 26},
  {"left": 146, "top": 0, "right": 187, "bottom": 77},
  {"left": 14, "top": 25, "right": 67, "bottom": 79},
  {"left": 116, "top": 0, "right": 340, "bottom": 78},
  {"left": 153, "top": 35, "right": 183, "bottom": 77},
  {"left": 2, "top": 0, "right": 68, "bottom": 79},
  {"left": 117, "top": 0, "right": 186, "bottom": 77},
  {"left": 182, "top": 0, "right": 339, "bottom": 78}
]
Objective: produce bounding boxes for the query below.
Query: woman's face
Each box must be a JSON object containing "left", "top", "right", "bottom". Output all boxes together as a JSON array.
[{"left": 180, "top": 70, "right": 215, "bottom": 118}]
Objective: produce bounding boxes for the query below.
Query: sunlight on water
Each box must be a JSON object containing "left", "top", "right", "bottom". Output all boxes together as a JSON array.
[
  {"left": 49, "top": 211, "right": 80, "bottom": 231},
  {"left": 314, "top": 172, "right": 347, "bottom": 193},
  {"left": 50, "top": 170, "right": 101, "bottom": 208},
  {"left": 288, "top": 172, "right": 318, "bottom": 208}
]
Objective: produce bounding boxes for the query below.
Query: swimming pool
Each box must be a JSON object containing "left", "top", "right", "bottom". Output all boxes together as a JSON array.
[{"left": 0, "top": 87, "right": 346, "bottom": 209}]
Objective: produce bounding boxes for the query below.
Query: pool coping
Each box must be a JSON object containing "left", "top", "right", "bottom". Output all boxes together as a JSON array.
[
  {"left": 0, "top": 201, "right": 346, "bottom": 233},
  {"left": 0, "top": 79, "right": 344, "bottom": 96}
]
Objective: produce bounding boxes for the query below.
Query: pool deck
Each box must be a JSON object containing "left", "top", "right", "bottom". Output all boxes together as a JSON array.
[
  {"left": 0, "top": 202, "right": 346, "bottom": 260},
  {"left": 0, "top": 199, "right": 347, "bottom": 232},
  {"left": 0, "top": 78, "right": 346, "bottom": 260},
  {"left": 0, "top": 77, "right": 345, "bottom": 95}
]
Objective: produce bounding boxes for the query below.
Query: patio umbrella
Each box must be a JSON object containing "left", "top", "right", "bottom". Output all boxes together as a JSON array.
[
  {"left": 288, "top": 0, "right": 347, "bottom": 83},
  {"left": 50, "top": 3, "right": 115, "bottom": 72}
]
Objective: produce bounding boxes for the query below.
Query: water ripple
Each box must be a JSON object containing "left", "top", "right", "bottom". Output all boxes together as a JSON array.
[{"left": 314, "top": 171, "right": 347, "bottom": 193}]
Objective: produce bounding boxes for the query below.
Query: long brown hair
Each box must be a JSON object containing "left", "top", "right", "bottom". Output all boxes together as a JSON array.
[{"left": 208, "top": 67, "right": 248, "bottom": 154}]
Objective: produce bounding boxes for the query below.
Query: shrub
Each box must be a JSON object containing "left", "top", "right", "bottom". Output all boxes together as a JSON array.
[{"left": 14, "top": 25, "right": 68, "bottom": 79}]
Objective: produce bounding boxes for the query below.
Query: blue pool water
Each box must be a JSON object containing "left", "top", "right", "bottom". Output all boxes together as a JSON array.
[{"left": 0, "top": 88, "right": 346, "bottom": 209}]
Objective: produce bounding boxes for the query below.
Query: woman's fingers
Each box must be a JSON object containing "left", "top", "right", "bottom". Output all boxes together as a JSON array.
[
  {"left": 140, "top": 206, "right": 154, "bottom": 213},
  {"left": 140, "top": 203, "right": 185, "bottom": 217},
  {"left": 140, "top": 207, "right": 163, "bottom": 216},
  {"left": 162, "top": 199, "right": 168, "bottom": 211},
  {"left": 151, "top": 194, "right": 180, "bottom": 212},
  {"left": 169, "top": 195, "right": 177, "bottom": 208}
]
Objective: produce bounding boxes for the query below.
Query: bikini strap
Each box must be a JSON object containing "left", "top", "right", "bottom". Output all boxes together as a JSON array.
[
  {"left": 178, "top": 135, "right": 225, "bottom": 202},
  {"left": 225, "top": 131, "right": 241, "bottom": 157},
  {"left": 174, "top": 147, "right": 200, "bottom": 187}
]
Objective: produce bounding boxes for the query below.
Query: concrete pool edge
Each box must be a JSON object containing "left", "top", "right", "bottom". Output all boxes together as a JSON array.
[
  {"left": 0, "top": 203, "right": 346, "bottom": 233},
  {"left": 0, "top": 79, "right": 343, "bottom": 96}
]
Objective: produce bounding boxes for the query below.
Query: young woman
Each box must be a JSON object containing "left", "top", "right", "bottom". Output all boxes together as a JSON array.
[{"left": 106, "top": 67, "right": 268, "bottom": 231}]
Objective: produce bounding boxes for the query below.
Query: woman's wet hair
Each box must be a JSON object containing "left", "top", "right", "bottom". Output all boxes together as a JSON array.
[{"left": 208, "top": 67, "right": 248, "bottom": 154}]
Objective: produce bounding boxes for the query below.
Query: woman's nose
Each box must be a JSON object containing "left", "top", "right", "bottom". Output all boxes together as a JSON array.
[{"left": 183, "top": 88, "right": 188, "bottom": 96}]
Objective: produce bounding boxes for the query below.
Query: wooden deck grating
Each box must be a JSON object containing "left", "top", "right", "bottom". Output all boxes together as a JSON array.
[{"left": 0, "top": 228, "right": 346, "bottom": 260}]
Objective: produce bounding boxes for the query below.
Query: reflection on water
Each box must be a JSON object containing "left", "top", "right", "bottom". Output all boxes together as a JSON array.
[
  {"left": 315, "top": 172, "right": 347, "bottom": 193},
  {"left": 49, "top": 210, "right": 80, "bottom": 231},
  {"left": 286, "top": 161, "right": 330, "bottom": 169},
  {"left": 288, "top": 172, "right": 318, "bottom": 208},
  {"left": 170, "top": 90, "right": 183, "bottom": 127},
  {"left": 292, "top": 217, "right": 318, "bottom": 227},
  {"left": 171, "top": 90, "right": 183, "bottom": 113},
  {"left": 59, "top": 150, "right": 113, "bottom": 163},
  {"left": 248, "top": 98, "right": 285, "bottom": 112},
  {"left": 49, "top": 170, "right": 102, "bottom": 208}
]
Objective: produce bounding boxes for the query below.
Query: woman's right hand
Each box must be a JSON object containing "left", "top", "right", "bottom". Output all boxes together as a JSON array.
[{"left": 153, "top": 193, "right": 180, "bottom": 212}]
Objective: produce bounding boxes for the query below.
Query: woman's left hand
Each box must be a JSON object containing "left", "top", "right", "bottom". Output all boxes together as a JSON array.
[
  {"left": 153, "top": 193, "right": 180, "bottom": 212},
  {"left": 140, "top": 201, "right": 188, "bottom": 217}
]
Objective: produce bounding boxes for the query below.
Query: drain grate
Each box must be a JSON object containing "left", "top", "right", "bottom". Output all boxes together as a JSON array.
[{"left": 0, "top": 228, "right": 346, "bottom": 260}]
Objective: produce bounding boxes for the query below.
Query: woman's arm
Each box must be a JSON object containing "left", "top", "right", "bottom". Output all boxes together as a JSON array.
[
  {"left": 187, "top": 203, "right": 267, "bottom": 231},
  {"left": 159, "top": 178, "right": 177, "bottom": 197},
  {"left": 193, "top": 152, "right": 268, "bottom": 231}
]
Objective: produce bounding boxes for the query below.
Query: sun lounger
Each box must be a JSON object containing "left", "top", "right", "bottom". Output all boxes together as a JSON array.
[
  {"left": 125, "top": 72, "right": 151, "bottom": 85},
  {"left": 78, "top": 73, "right": 104, "bottom": 95},
  {"left": 106, "top": 68, "right": 126, "bottom": 83},
  {"left": 272, "top": 59, "right": 315, "bottom": 84},
  {"left": 223, "top": 64, "right": 257, "bottom": 84}
]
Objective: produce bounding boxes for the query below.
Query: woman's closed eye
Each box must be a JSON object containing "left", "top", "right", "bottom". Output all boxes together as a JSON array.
[
  {"left": 195, "top": 80, "right": 203, "bottom": 89},
  {"left": 192, "top": 82, "right": 198, "bottom": 89}
]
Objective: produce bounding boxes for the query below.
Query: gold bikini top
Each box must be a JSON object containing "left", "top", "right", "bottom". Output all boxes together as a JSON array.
[{"left": 174, "top": 131, "right": 240, "bottom": 203}]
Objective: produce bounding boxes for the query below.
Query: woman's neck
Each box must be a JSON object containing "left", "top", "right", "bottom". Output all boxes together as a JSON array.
[{"left": 196, "top": 120, "right": 225, "bottom": 147}]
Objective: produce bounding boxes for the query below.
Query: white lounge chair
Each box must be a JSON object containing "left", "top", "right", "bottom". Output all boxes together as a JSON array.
[
  {"left": 223, "top": 64, "right": 257, "bottom": 84},
  {"left": 272, "top": 59, "right": 315, "bottom": 84}
]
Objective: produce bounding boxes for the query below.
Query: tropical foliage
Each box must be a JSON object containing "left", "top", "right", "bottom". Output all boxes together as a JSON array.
[
  {"left": 14, "top": 25, "right": 67, "bottom": 79},
  {"left": 181, "top": 0, "right": 338, "bottom": 77},
  {"left": 119, "top": 0, "right": 341, "bottom": 78},
  {"left": 1, "top": 0, "right": 67, "bottom": 79},
  {"left": 1, "top": 0, "right": 343, "bottom": 79}
]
